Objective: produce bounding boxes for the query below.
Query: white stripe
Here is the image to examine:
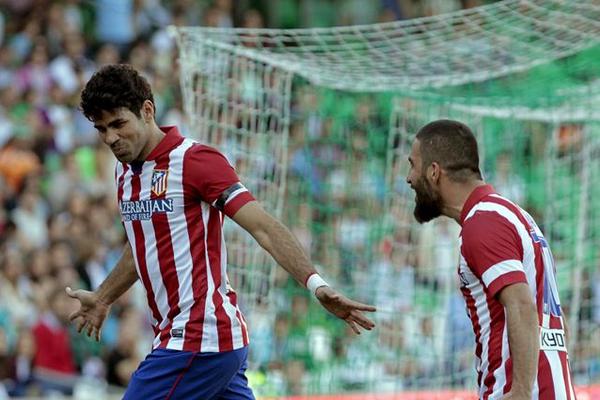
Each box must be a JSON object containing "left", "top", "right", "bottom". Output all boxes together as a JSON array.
[
  {"left": 163, "top": 139, "right": 194, "bottom": 350},
  {"left": 481, "top": 259, "right": 524, "bottom": 288},
  {"left": 115, "top": 162, "right": 122, "bottom": 187},
  {"left": 224, "top": 186, "right": 248, "bottom": 206},
  {"left": 200, "top": 201, "right": 219, "bottom": 352},
  {"left": 545, "top": 350, "right": 567, "bottom": 399},
  {"left": 138, "top": 161, "right": 172, "bottom": 349},
  {"left": 488, "top": 323, "right": 510, "bottom": 399},
  {"left": 459, "top": 252, "right": 492, "bottom": 398},
  {"left": 542, "top": 313, "right": 550, "bottom": 329},
  {"left": 532, "top": 378, "right": 540, "bottom": 400},
  {"left": 465, "top": 201, "right": 537, "bottom": 298}
]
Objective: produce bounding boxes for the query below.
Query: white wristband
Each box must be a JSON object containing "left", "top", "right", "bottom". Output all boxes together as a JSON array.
[{"left": 306, "top": 273, "right": 329, "bottom": 296}]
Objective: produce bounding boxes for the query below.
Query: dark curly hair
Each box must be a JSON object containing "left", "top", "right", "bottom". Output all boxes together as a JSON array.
[{"left": 80, "top": 64, "right": 155, "bottom": 121}]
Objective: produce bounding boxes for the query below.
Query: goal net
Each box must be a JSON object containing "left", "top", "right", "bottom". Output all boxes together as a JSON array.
[{"left": 172, "top": 0, "right": 600, "bottom": 396}]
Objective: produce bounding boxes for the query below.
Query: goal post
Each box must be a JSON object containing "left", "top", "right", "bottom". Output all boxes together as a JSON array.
[{"left": 171, "top": 1, "right": 600, "bottom": 396}]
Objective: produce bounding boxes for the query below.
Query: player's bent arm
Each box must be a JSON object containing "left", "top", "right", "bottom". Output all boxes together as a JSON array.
[
  {"left": 95, "top": 244, "right": 139, "bottom": 305},
  {"left": 231, "top": 201, "right": 318, "bottom": 286},
  {"left": 498, "top": 282, "right": 539, "bottom": 398},
  {"left": 232, "top": 201, "right": 376, "bottom": 333}
]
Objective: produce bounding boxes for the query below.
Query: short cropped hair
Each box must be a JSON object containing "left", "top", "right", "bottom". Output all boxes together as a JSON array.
[
  {"left": 416, "top": 119, "right": 482, "bottom": 182},
  {"left": 80, "top": 64, "right": 154, "bottom": 121}
]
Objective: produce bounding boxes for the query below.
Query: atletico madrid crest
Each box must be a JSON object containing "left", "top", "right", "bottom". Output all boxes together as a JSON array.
[{"left": 151, "top": 169, "right": 169, "bottom": 196}]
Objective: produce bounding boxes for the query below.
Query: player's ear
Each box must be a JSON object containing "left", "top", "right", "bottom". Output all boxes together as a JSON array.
[
  {"left": 142, "top": 100, "right": 154, "bottom": 122},
  {"left": 429, "top": 162, "right": 441, "bottom": 183}
]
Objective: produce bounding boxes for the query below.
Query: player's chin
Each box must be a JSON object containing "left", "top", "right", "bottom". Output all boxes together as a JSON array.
[
  {"left": 413, "top": 205, "right": 441, "bottom": 224},
  {"left": 114, "top": 151, "right": 133, "bottom": 163}
]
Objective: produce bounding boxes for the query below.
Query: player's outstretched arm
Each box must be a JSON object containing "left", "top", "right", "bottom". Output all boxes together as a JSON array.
[
  {"left": 498, "top": 282, "right": 539, "bottom": 400},
  {"left": 232, "top": 201, "right": 376, "bottom": 334},
  {"left": 66, "top": 244, "right": 139, "bottom": 341}
]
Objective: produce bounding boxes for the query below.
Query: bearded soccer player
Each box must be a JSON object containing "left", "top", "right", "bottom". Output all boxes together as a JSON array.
[
  {"left": 406, "top": 120, "right": 575, "bottom": 400},
  {"left": 66, "top": 64, "right": 376, "bottom": 400}
]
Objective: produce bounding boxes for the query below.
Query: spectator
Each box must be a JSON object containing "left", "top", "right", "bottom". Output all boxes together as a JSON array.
[
  {"left": 49, "top": 32, "right": 95, "bottom": 96},
  {"left": 31, "top": 286, "right": 78, "bottom": 395},
  {"left": 94, "top": 0, "right": 136, "bottom": 53},
  {"left": 0, "top": 1, "right": 594, "bottom": 396}
]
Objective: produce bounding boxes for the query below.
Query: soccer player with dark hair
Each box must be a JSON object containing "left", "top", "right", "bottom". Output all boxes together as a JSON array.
[
  {"left": 406, "top": 119, "right": 576, "bottom": 400},
  {"left": 67, "top": 64, "right": 376, "bottom": 399}
]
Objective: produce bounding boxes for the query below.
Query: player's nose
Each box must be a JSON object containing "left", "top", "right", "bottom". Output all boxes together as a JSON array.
[{"left": 104, "top": 129, "right": 120, "bottom": 146}]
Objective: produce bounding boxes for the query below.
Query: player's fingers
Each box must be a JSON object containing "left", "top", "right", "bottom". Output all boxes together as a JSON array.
[
  {"left": 76, "top": 319, "right": 87, "bottom": 333},
  {"left": 69, "top": 310, "right": 83, "bottom": 322},
  {"left": 346, "top": 319, "right": 361, "bottom": 335},
  {"left": 350, "top": 312, "right": 375, "bottom": 330},
  {"left": 86, "top": 323, "right": 94, "bottom": 337},
  {"left": 95, "top": 327, "right": 101, "bottom": 342},
  {"left": 65, "top": 287, "right": 80, "bottom": 299},
  {"left": 349, "top": 300, "right": 376, "bottom": 312}
]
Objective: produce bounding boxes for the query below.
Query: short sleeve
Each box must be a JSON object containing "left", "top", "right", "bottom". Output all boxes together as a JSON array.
[
  {"left": 461, "top": 211, "right": 527, "bottom": 297},
  {"left": 183, "top": 144, "right": 255, "bottom": 217}
]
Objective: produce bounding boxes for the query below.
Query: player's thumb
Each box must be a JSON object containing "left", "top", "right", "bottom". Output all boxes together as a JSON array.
[{"left": 65, "top": 286, "right": 79, "bottom": 299}]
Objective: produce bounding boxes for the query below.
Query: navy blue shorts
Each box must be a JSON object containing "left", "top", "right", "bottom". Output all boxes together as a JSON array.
[{"left": 122, "top": 346, "right": 255, "bottom": 400}]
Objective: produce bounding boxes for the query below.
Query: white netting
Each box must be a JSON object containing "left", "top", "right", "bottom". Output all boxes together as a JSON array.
[
  {"left": 173, "top": 0, "right": 600, "bottom": 91},
  {"left": 176, "top": 38, "right": 294, "bottom": 309},
  {"left": 172, "top": 0, "right": 600, "bottom": 395},
  {"left": 387, "top": 99, "right": 600, "bottom": 386}
]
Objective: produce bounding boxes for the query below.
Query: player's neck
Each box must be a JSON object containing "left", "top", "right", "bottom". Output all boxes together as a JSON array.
[
  {"left": 441, "top": 179, "right": 487, "bottom": 224},
  {"left": 136, "top": 125, "right": 166, "bottom": 163}
]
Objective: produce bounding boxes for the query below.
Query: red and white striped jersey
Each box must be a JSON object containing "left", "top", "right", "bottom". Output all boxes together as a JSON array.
[
  {"left": 458, "top": 185, "right": 576, "bottom": 400},
  {"left": 115, "top": 126, "right": 254, "bottom": 353}
]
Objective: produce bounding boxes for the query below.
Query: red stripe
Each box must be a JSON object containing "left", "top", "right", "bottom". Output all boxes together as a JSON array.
[
  {"left": 223, "top": 191, "right": 255, "bottom": 217},
  {"left": 239, "top": 310, "right": 249, "bottom": 346},
  {"left": 460, "top": 284, "right": 484, "bottom": 388},
  {"left": 482, "top": 301, "right": 506, "bottom": 399},
  {"left": 207, "top": 207, "right": 233, "bottom": 351},
  {"left": 117, "top": 163, "right": 128, "bottom": 201},
  {"left": 487, "top": 271, "right": 527, "bottom": 297},
  {"left": 559, "top": 351, "right": 573, "bottom": 400},
  {"left": 151, "top": 155, "right": 181, "bottom": 348},
  {"left": 537, "top": 352, "right": 556, "bottom": 400},
  {"left": 182, "top": 150, "right": 208, "bottom": 352},
  {"left": 549, "top": 315, "right": 563, "bottom": 329},
  {"left": 129, "top": 170, "right": 163, "bottom": 333},
  {"left": 164, "top": 352, "right": 197, "bottom": 400},
  {"left": 227, "top": 291, "right": 249, "bottom": 346},
  {"left": 503, "top": 357, "right": 512, "bottom": 394}
]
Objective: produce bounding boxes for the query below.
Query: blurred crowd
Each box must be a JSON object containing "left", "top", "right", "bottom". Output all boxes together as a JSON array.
[{"left": 0, "top": 0, "right": 598, "bottom": 398}]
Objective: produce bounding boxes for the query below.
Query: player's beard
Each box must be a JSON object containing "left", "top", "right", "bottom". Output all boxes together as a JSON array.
[{"left": 412, "top": 175, "right": 443, "bottom": 224}]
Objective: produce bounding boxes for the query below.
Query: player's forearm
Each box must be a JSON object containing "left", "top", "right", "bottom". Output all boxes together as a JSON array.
[
  {"left": 96, "top": 244, "right": 139, "bottom": 305},
  {"left": 506, "top": 300, "right": 539, "bottom": 396},
  {"left": 251, "top": 216, "right": 317, "bottom": 286}
]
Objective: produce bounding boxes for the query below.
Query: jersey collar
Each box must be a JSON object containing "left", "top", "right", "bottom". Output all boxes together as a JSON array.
[
  {"left": 145, "top": 126, "right": 184, "bottom": 161},
  {"left": 459, "top": 184, "right": 496, "bottom": 225}
]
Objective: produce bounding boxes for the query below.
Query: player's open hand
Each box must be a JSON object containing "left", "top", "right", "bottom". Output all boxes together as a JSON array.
[
  {"left": 66, "top": 287, "right": 110, "bottom": 342},
  {"left": 315, "top": 286, "right": 376, "bottom": 334}
]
